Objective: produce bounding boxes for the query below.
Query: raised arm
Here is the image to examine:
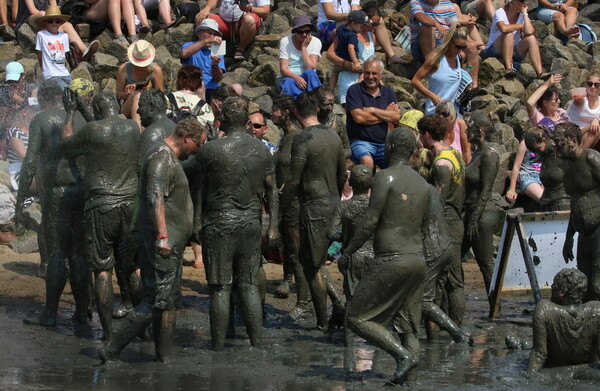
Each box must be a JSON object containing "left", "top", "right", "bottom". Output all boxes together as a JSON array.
[{"left": 525, "top": 74, "right": 562, "bottom": 119}]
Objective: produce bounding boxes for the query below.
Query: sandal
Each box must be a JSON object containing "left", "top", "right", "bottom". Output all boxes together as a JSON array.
[
  {"left": 505, "top": 68, "right": 517, "bottom": 78},
  {"left": 165, "top": 15, "right": 186, "bottom": 30},
  {"left": 233, "top": 49, "right": 245, "bottom": 61}
]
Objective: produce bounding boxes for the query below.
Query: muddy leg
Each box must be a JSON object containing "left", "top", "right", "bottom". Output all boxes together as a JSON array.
[
  {"left": 209, "top": 284, "right": 232, "bottom": 351},
  {"left": 446, "top": 244, "right": 465, "bottom": 326},
  {"left": 27, "top": 253, "right": 67, "bottom": 326},
  {"left": 69, "top": 253, "right": 89, "bottom": 323},
  {"left": 304, "top": 264, "right": 328, "bottom": 330},
  {"left": 95, "top": 270, "right": 114, "bottom": 340},
  {"left": 323, "top": 267, "right": 345, "bottom": 328},
  {"left": 422, "top": 301, "right": 472, "bottom": 344},
  {"left": 153, "top": 308, "right": 176, "bottom": 362},
  {"left": 238, "top": 282, "right": 263, "bottom": 347},
  {"left": 99, "top": 301, "right": 153, "bottom": 362},
  {"left": 398, "top": 332, "right": 420, "bottom": 383}
]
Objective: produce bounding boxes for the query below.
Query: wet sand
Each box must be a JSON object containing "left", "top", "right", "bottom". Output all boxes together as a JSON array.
[{"left": 0, "top": 245, "right": 598, "bottom": 390}]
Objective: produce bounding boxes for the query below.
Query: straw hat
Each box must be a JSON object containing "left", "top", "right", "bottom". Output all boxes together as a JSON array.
[
  {"left": 127, "top": 40, "right": 156, "bottom": 68},
  {"left": 30, "top": 6, "right": 71, "bottom": 31}
]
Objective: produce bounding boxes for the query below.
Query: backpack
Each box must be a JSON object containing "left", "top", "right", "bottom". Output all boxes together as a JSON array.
[
  {"left": 166, "top": 93, "right": 206, "bottom": 123},
  {"left": 576, "top": 23, "right": 597, "bottom": 44}
]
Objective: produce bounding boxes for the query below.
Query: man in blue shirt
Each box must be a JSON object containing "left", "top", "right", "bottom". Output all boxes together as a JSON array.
[
  {"left": 345, "top": 56, "right": 401, "bottom": 170},
  {"left": 180, "top": 19, "right": 225, "bottom": 103}
]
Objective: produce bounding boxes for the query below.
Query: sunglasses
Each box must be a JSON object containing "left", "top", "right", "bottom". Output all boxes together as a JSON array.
[
  {"left": 46, "top": 19, "right": 63, "bottom": 24},
  {"left": 587, "top": 81, "right": 600, "bottom": 88},
  {"left": 369, "top": 20, "right": 380, "bottom": 27},
  {"left": 453, "top": 42, "right": 467, "bottom": 50},
  {"left": 295, "top": 29, "right": 312, "bottom": 35},
  {"left": 252, "top": 123, "right": 266, "bottom": 129},
  {"left": 440, "top": 111, "right": 451, "bottom": 118}
]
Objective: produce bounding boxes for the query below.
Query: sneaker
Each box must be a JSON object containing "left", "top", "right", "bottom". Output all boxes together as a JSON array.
[
  {"left": 165, "top": 15, "right": 186, "bottom": 30},
  {"left": 82, "top": 40, "right": 99, "bottom": 62},
  {"left": 128, "top": 34, "right": 139, "bottom": 44},
  {"left": 139, "top": 24, "right": 152, "bottom": 34}
]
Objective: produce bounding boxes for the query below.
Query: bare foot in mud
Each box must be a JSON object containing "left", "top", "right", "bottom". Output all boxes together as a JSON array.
[
  {"left": 454, "top": 331, "right": 474, "bottom": 346},
  {"left": 23, "top": 312, "right": 56, "bottom": 327},
  {"left": 387, "top": 356, "right": 418, "bottom": 386},
  {"left": 98, "top": 346, "right": 119, "bottom": 364}
]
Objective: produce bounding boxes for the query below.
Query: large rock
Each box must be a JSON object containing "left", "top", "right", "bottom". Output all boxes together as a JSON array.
[
  {"left": 9, "top": 231, "right": 39, "bottom": 254},
  {"left": 91, "top": 53, "right": 119, "bottom": 81},
  {"left": 243, "top": 86, "right": 270, "bottom": 101},
  {"left": 71, "top": 63, "right": 95, "bottom": 82},
  {"left": 470, "top": 94, "right": 499, "bottom": 111},
  {"left": 592, "top": 41, "right": 600, "bottom": 63},
  {"left": 247, "top": 62, "right": 279, "bottom": 87},
  {"left": 16, "top": 23, "right": 36, "bottom": 52},
  {"left": 507, "top": 107, "right": 530, "bottom": 140},
  {"left": 166, "top": 23, "right": 195, "bottom": 57},
  {"left": 101, "top": 78, "right": 117, "bottom": 94},
  {"left": 495, "top": 94, "right": 521, "bottom": 114},
  {"left": 262, "top": 13, "right": 291, "bottom": 35},
  {"left": 147, "top": 30, "right": 167, "bottom": 51},
  {"left": 479, "top": 57, "right": 505, "bottom": 87},
  {"left": 392, "top": 86, "right": 417, "bottom": 107},
  {"left": 579, "top": 3, "right": 600, "bottom": 20},
  {"left": 566, "top": 43, "right": 592, "bottom": 69},
  {"left": 254, "top": 94, "right": 273, "bottom": 115},
  {"left": 530, "top": 20, "right": 549, "bottom": 41},
  {"left": 20, "top": 203, "right": 42, "bottom": 233},
  {"left": 0, "top": 42, "right": 22, "bottom": 61},
  {"left": 550, "top": 58, "right": 574, "bottom": 78},
  {"left": 491, "top": 78, "right": 524, "bottom": 99},
  {"left": 155, "top": 48, "right": 181, "bottom": 93},
  {"left": 221, "top": 68, "right": 251, "bottom": 85},
  {"left": 540, "top": 42, "right": 573, "bottom": 69},
  {"left": 0, "top": 25, "right": 16, "bottom": 42},
  {"left": 253, "top": 34, "right": 285, "bottom": 50}
]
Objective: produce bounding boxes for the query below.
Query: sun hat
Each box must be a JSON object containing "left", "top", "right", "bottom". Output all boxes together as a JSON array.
[
  {"left": 5, "top": 61, "right": 25, "bottom": 82},
  {"left": 127, "top": 40, "right": 156, "bottom": 68},
  {"left": 292, "top": 15, "right": 313, "bottom": 31},
  {"left": 30, "top": 5, "right": 71, "bottom": 31},
  {"left": 348, "top": 10, "right": 371, "bottom": 26},
  {"left": 399, "top": 110, "right": 425, "bottom": 131},
  {"left": 194, "top": 19, "right": 223, "bottom": 37}
]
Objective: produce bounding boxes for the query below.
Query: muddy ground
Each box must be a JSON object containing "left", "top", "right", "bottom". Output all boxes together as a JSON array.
[{"left": 0, "top": 245, "right": 598, "bottom": 390}]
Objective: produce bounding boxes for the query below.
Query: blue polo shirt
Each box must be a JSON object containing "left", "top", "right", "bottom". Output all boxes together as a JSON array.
[
  {"left": 181, "top": 42, "right": 225, "bottom": 91},
  {"left": 335, "top": 24, "right": 359, "bottom": 62},
  {"left": 346, "top": 81, "right": 397, "bottom": 144}
]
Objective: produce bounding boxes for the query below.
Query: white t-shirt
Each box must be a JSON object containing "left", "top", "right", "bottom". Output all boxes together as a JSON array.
[
  {"left": 279, "top": 35, "right": 322, "bottom": 76},
  {"left": 317, "top": 0, "right": 361, "bottom": 26},
  {"left": 486, "top": 8, "right": 524, "bottom": 49},
  {"left": 219, "top": 0, "right": 271, "bottom": 22},
  {"left": 567, "top": 97, "right": 600, "bottom": 130},
  {"left": 35, "top": 30, "right": 70, "bottom": 79}
]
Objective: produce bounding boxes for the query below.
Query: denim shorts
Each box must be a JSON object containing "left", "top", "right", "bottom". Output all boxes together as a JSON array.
[
  {"left": 481, "top": 44, "right": 525, "bottom": 63},
  {"left": 517, "top": 172, "right": 542, "bottom": 193},
  {"left": 350, "top": 140, "right": 387, "bottom": 169}
]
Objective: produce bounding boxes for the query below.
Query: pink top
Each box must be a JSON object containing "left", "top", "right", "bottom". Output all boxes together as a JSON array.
[
  {"left": 529, "top": 107, "right": 570, "bottom": 126},
  {"left": 449, "top": 121, "right": 462, "bottom": 154}
]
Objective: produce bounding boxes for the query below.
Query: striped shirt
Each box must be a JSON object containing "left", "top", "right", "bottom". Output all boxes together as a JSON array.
[
  {"left": 409, "top": 0, "right": 458, "bottom": 43},
  {"left": 6, "top": 127, "right": 28, "bottom": 166}
]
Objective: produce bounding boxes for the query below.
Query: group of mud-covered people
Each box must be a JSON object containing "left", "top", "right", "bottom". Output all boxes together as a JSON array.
[{"left": 2, "top": 0, "right": 600, "bottom": 386}]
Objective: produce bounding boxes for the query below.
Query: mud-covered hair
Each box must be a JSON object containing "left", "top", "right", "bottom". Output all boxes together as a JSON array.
[
  {"left": 349, "top": 164, "right": 373, "bottom": 193},
  {"left": 295, "top": 91, "right": 320, "bottom": 119},
  {"left": 553, "top": 268, "right": 587, "bottom": 304},
  {"left": 387, "top": 125, "right": 418, "bottom": 160},
  {"left": 553, "top": 122, "right": 582, "bottom": 144},
  {"left": 173, "top": 117, "right": 205, "bottom": 143}
]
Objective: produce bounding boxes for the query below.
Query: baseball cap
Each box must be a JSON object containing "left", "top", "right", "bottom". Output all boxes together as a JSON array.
[
  {"left": 348, "top": 10, "right": 371, "bottom": 26},
  {"left": 5, "top": 61, "right": 24, "bottom": 82}
]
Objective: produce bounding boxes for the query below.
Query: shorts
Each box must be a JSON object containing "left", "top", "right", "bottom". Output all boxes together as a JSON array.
[
  {"left": 202, "top": 219, "right": 262, "bottom": 285},
  {"left": 209, "top": 13, "right": 262, "bottom": 39},
  {"left": 141, "top": 0, "right": 162, "bottom": 11},
  {"left": 517, "top": 172, "right": 542, "bottom": 194},
  {"left": 83, "top": 202, "right": 134, "bottom": 271},
  {"left": 299, "top": 217, "right": 332, "bottom": 268},
  {"left": 410, "top": 30, "right": 444, "bottom": 63},
  {"left": 537, "top": 6, "right": 575, "bottom": 24},
  {"left": 350, "top": 140, "right": 387, "bottom": 169},
  {"left": 423, "top": 244, "right": 452, "bottom": 303},
  {"left": 481, "top": 43, "right": 525, "bottom": 62},
  {"left": 318, "top": 21, "right": 337, "bottom": 46},
  {"left": 42, "top": 185, "right": 85, "bottom": 257},
  {"left": 142, "top": 247, "right": 183, "bottom": 310}
]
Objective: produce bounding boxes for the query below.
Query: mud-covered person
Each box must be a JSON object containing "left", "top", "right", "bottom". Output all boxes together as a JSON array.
[
  {"left": 190, "top": 97, "right": 278, "bottom": 351},
  {"left": 61, "top": 89, "right": 141, "bottom": 341},
  {"left": 271, "top": 95, "right": 311, "bottom": 317},
  {"left": 418, "top": 113, "right": 466, "bottom": 326},
  {"left": 17, "top": 79, "right": 88, "bottom": 327},
  {"left": 138, "top": 88, "right": 176, "bottom": 162},
  {"left": 99, "top": 119, "right": 205, "bottom": 363},
  {"left": 340, "top": 126, "right": 429, "bottom": 385},
  {"left": 528, "top": 268, "right": 600, "bottom": 371},
  {"left": 555, "top": 122, "right": 600, "bottom": 301},
  {"left": 281, "top": 91, "right": 347, "bottom": 332}
]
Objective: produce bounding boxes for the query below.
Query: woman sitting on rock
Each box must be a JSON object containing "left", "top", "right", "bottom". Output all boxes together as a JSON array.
[
  {"left": 116, "top": 40, "right": 164, "bottom": 130},
  {"left": 567, "top": 68, "right": 600, "bottom": 149},
  {"left": 481, "top": 0, "right": 544, "bottom": 78},
  {"left": 536, "top": 0, "right": 579, "bottom": 40}
]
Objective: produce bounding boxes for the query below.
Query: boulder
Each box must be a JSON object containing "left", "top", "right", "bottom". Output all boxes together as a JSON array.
[
  {"left": 166, "top": 23, "right": 195, "bottom": 57},
  {"left": 0, "top": 25, "right": 16, "bottom": 42},
  {"left": 253, "top": 34, "right": 285, "bottom": 50},
  {"left": 262, "top": 13, "right": 291, "bottom": 35},
  {"left": 392, "top": 86, "right": 418, "bottom": 107},
  {"left": 491, "top": 78, "right": 525, "bottom": 99},
  {"left": 15, "top": 23, "right": 36, "bottom": 52},
  {"left": 479, "top": 57, "right": 505, "bottom": 87},
  {"left": 91, "top": 53, "right": 119, "bottom": 81},
  {"left": 540, "top": 43, "right": 573, "bottom": 69},
  {"left": 70, "top": 63, "right": 95, "bottom": 82},
  {"left": 9, "top": 231, "right": 39, "bottom": 254},
  {"left": 579, "top": 3, "right": 600, "bottom": 21},
  {"left": 507, "top": 107, "right": 530, "bottom": 140},
  {"left": 566, "top": 43, "right": 592, "bottom": 69},
  {"left": 530, "top": 20, "right": 549, "bottom": 41},
  {"left": 101, "top": 78, "right": 117, "bottom": 94},
  {"left": 247, "top": 62, "right": 279, "bottom": 87},
  {"left": 147, "top": 30, "right": 167, "bottom": 50},
  {"left": 495, "top": 94, "right": 521, "bottom": 114},
  {"left": 254, "top": 94, "right": 273, "bottom": 115},
  {"left": 222, "top": 68, "right": 251, "bottom": 85},
  {"left": 20, "top": 203, "right": 42, "bottom": 233},
  {"left": 243, "top": 86, "right": 270, "bottom": 101},
  {"left": 470, "top": 94, "right": 499, "bottom": 111}
]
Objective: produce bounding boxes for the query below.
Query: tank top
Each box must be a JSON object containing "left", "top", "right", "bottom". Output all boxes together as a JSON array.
[
  {"left": 449, "top": 121, "right": 462, "bottom": 154},
  {"left": 425, "top": 55, "right": 461, "bottom": 114},
  {"left": 567, "top": 97, "right": 600, "bottom": 130},
  {"left": 125, "top": 62, "right": 156, "bottom": 90}
]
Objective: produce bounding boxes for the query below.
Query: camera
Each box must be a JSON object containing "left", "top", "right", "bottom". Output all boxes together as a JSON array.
[{"left": 236, "top": 0, "right": 249, "bottom": 6}]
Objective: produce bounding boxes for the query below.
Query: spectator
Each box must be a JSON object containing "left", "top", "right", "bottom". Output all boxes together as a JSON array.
[
  {"left": 0, "top": 62, "right": 35, "bottom": 144},
  {"left": 133, "top": 0, "right": 186, "bottom": 33},
  {"left": 328, "top": 10, "right": 371, "bottom": 92},
  {"left": 167, "top": 65, "right": 214, "bottom": 129},
  {"left": 409, "top": 0, "right": 481, "bottom": 87},
  {"left": 567, "top": 68, "right": 600, "bottom": 148},
  {"left": 181, "top": 0, "right": 271, "bottom": 61},
  {"left": 318, "top": 0, "right": 404, "bottom": 66},
  {"left": 0, "top": 0, "right": 11, "bottom": 26},
  {"left": 116, "top": 40, "right": 164, "bottom": 129},
  {"left": 412, "top": 25, "right": 472, "bottom": 114},
  {"left": 537, "top": 0, "right": 579, "bottom": 40},
  {"left": 482, "top": 0, "right": 544, "bottom": 78},
  {"left": 346, "top": 56, "right": 401, "bottom": 170},
  {"left": 278, "top": 15, "right": 322, "bottom": 98},
  {"left": 180, "top": 19, "right": 225, "bottom": 103},
  {"left": 435, "top": 99, "right": 471, "bottom": 163},
  {"left": 247, "top": 111, "right": 276, "bottom": 154},
  {"left": 6, "top": 108, "right": 34, "bottom": 191},
  {"left": 525, "top": 74, "right": 569, "bottom": 126},
  {"left": 32, "top": 6, "right": 73, "bottom": 88}
]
